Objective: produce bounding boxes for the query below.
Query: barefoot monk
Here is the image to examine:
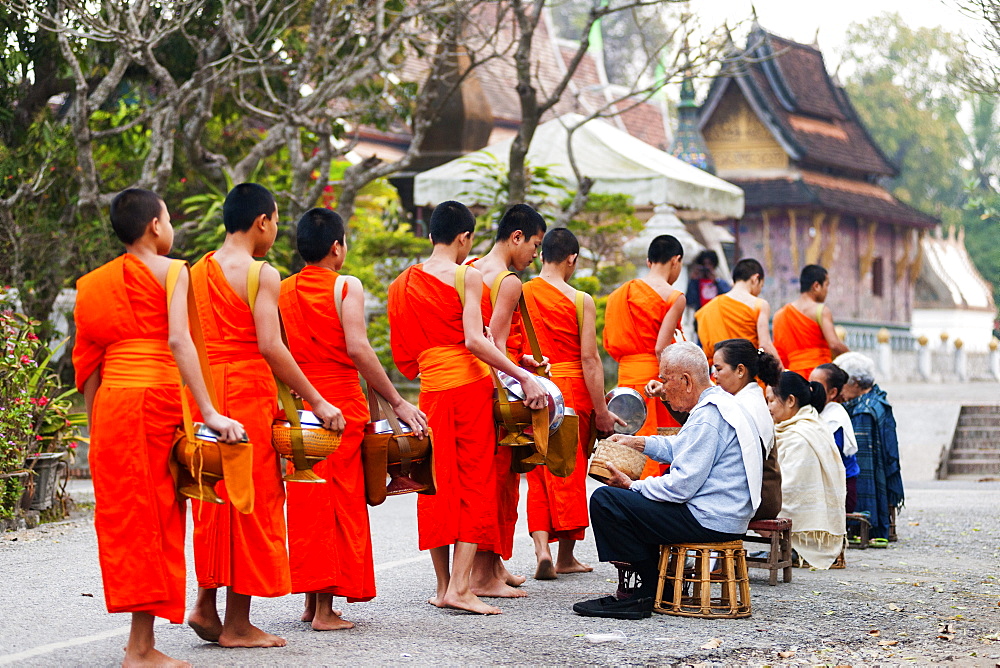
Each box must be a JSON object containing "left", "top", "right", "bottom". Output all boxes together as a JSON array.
[
  {"left": 466, "top": 204, "right": 547, "bottom": 599},
  {"left": 279, "top": 208, "right": 427, "bottom": 630},
  {"left": 74, "top": 189, "right": 245, "bottom": 667},
  {"left": 521, "top": 228, "right": 623, "bottom": 581},
  {"left": 387, "top": 200, "right": 546, "bottom": 615},
  {"left": 187, "top": 184, "right": 345, "bottom": 647}
]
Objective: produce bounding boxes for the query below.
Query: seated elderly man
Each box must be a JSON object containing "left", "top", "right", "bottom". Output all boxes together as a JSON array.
[
  {"left": 835, "top": 352, "right": 903, "bottom": 544},
  {"left": 573, "top": 342, "right": 763, "bottom": 620}
]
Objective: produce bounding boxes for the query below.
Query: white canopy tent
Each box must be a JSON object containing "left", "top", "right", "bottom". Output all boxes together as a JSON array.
[{"left": 413, "top": 113, "right": 744, "bottom": 219}]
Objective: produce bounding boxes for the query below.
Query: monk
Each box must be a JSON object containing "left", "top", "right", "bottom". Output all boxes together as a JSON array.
[
  {"left": 773, "top": 264, "right": 849, "bottom": 380},
  {"left": 522, "top": 228, "right": 624, "bottom": 580},
  {"left": 74, "top": 188, "right": 244, "bottom": 667},
  {"left": 466, "top": 203, "right": 547, "bottom": 598},
  {"left": 387, "top": 200, "right": 547, "bottom": 615},
  {"left": 187, "top": 183, "right": 346, "bottom": 648},
  {"left": 279, "top": 208, "right": 427, "bottom": 630},
  {"left": 695, "top": 258, "right": 780, "bottom": 366},
  {"left": 603, "top": 234, "right": 686, "bottom": 479}
]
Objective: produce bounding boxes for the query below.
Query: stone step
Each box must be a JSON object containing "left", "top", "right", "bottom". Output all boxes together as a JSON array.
[
  {"left": 953, "top": 427, "right": 1000, "bottom": 441},
  {"left": 948, "top": 450, "right": 1000, "bottom": 462},
  {"left": 959, "top": 405, "right": 1000, "bottom": 415},
  {"left": 950, "top": 443, "right": 1000, "bottom": 454},
  {"left": 957, "top": 415, "right": 1000, "bottom": 427},
  {"left": 947, "top": 461, "right": 1000, "bottom": 474}
]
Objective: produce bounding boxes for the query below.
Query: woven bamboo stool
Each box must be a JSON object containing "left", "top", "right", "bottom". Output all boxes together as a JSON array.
[
  {"left": 744, "top": 518, "right": 792, "bottom": 585},
  {"left": 654, "top": 541, "right": 752, "bottom": 618},
  {"left": 846, "top": 512, "right": 871, "bottom": 549}
]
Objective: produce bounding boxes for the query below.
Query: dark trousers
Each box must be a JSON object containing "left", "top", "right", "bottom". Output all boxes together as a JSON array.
[
  {"left": 590, "top": 486, "right": 743, "bottom": 595},
  {"left": 846, "top": 476, "right": 858, "bottom": 514}
]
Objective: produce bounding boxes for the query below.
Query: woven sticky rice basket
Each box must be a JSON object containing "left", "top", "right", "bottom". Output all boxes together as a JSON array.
[
  {"left": 657, "top": 427, "right": 681, "bottom": 436},
  {"left": 271, "top": 423, "right": 342, "bottom": 459},
  {"left": 589, "top": 439, "right": 646, "bottom": 483}
]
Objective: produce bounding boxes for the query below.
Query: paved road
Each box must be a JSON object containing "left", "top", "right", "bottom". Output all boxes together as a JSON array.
[{"left": 3, "top": 476, "right": 1000, "bottom": 666}]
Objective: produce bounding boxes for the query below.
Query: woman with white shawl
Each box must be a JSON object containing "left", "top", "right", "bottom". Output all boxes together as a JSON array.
[
  {"left": 711, "top": 338, "right": 782, "bottom": 520},
  {"left": 767, "top": 371, "right": 846, "bottom": 569}
]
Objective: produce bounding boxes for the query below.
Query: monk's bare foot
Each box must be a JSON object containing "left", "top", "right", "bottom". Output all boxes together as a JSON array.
[
  {"left": 217, "top": 624, "right": 286, "bottom": 648},
  {"left": 311, "top": 612, "right": 355, "bottom": 631},
  {"left": 122, "top": 647, "right": 190, "bottom": 668},
  {"left": 534, "top": 557, "right": 557, "bottom": 580},
  {"left": 187, "top": 611, "right": 222, "bottom": 643},
  {"left": 496, "top": 561, "right": 526, "bottom": 587},
  {"left": 439, "top": 591, "right": 502, "bottom": 615},
  {"left": 427, "top": 596, "right": 446, "bottom": 608},
  {"left": 555, "top": 558, "right": 593, "bottom": 574},
  {"left": 472, "top": 579, "right": 528, "bottom": 598}
]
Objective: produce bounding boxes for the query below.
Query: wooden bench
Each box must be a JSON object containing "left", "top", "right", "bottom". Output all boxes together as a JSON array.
[{"left": 744, "top": 518, "right": 793, "bottom": 585}]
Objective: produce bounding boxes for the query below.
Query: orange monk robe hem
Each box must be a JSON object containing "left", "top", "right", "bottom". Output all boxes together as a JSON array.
[
  {"left": 189, "top": 253, "right": 290, "bottom": 598},
  {"left": 73, "top": 255, "right": 187, "bottom": 623},
  {"left": 279, "top": 268, "right": 376, "bottom": 601}
]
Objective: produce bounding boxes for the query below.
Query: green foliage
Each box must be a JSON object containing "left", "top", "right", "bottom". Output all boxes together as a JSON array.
[
  {"left": 842, "top": 13, "right": 1000, "bottom": 310},
  {"left": 0, "top": 289, "right": 84, "bottom": 520},
  {"left": 458, "top": 153, "right": 574, "bottom": 229},
  {"left": 565, "top": 192, "right": 643, "bottom": 294}
]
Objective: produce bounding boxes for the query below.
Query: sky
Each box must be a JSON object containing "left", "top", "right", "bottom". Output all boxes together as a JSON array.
[{"left": 685, "top": 0, "right": 988, "bottom": 71}]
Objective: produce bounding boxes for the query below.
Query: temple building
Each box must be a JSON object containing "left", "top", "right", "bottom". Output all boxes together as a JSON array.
[{"left": 697, "top": 27, "right": 940, "bottom": 333}]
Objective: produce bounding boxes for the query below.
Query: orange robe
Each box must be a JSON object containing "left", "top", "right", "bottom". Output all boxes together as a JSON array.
[
  {"left": 469, "top": 262, "right": 524, "bottom": 561},
  {"left": 772, "top": 303, "right": 832, "bottom": 380},
  {"left": 72, "top": 254, "right": 186, "bottom": 623},
  {"left": 189, "top": 252, "right": 290, "bottom": 597},
  {"left": 603, "top": 279, "right": 681, "bottom": 478},
  {"left": 278, "top": 266, "right": 374, "bottom": 601},
  {"left": 694, "top": 294, "right": 763, "bottom": 366},
  {"left": 387, "top": 264, "right": 497, "bottom": 551},
  {"left": 521, "top": 278, "right": 593, "bottom": 541}
]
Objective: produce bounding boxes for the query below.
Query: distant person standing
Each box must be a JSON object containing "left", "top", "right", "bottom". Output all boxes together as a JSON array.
[
  {"left": 772, "top": 265, "right": 849, "bottom": 380},
  {"left": 685, "top": 250, "right": 731, "bottom": 312}
]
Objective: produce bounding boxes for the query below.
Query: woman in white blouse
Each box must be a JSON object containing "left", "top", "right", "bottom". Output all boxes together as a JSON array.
[{"left": 710, "top": 338, "right": 782, "bottom": 520}]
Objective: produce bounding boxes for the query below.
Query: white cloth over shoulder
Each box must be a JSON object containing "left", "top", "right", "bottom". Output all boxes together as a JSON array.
[
  {"left": 821, "top": 401, "right": 858, "bottom": 457},
  {"left": 736, "top": 383, "right": 775, "bottom": 456}
]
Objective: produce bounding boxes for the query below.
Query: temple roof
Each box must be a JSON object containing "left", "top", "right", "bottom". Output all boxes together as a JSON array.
[
  {"left": 916, "top": 227, "right": 996, "bottom": 311},
  {"left": 700, "top": 27, "right": 898, "bottom": 179},
  {"left": 735, "top": 171, "right": 939, "bottom": 228}
]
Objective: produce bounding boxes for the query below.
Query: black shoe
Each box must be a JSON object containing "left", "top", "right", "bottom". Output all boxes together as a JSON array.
[{"left": 572, "top": 595, "right": 653, "bottom": 619}]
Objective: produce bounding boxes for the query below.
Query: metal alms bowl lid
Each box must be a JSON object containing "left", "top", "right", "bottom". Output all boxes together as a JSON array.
[
  {"left": 368, "top": 418, "right": 415, "bottom": 435},
  {"left": 605, "top": 387, "right": 647, "bottom": 435},
  {"left": 276, "top": 410, "right": 325, "bottom": 429},
  {"left": 194, "top": 423, "right": 221, "bottom": 442},
  {"left": 496, "top": 371, "right": 566, "bottom": 432}
]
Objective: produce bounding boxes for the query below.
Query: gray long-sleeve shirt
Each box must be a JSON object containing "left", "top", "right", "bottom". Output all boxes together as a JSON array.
[{"left": 629, "top": 386, "right": 754, "bottom": 534}]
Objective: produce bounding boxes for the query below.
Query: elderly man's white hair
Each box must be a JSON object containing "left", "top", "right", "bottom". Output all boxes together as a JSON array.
[
  {"left": 834, "top": 351, "right": 876, "bottom": 389},
  {"left": 660, "top": 341, "right": 710, "bottom": 383}
]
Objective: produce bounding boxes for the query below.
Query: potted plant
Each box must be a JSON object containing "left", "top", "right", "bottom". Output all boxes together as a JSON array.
[{"left": 1, "top": 288, "right": 85, "bottom": 522}]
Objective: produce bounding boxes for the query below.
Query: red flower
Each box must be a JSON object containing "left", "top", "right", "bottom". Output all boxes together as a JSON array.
[
  {"left": 69, "top": 443, "right": 77, "bottom": 449},
  {"left": 26, "top": 333, "right": 38, "bottom": 341},
  {"left": 35, "top": 396, "right": 48, "bottom": 407},
  {"left": 19, "top": 355, "right": 32, "bottom": 365},
  {"left": 35, "top": 434, "right": 43, "bottom": 441}
]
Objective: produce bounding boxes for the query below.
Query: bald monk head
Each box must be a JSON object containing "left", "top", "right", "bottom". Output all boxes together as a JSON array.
[
  {"left": 223, "top": 182, "right": 279, "bottom": 256},
  {"left": 658, "top": 341, "right": 712, "bottom": 413},
  {"left": 110, "top": 187, "right": 171, "bottom": 251},
  {"left": 800, "top": 264, "right": 830, "bottom": 303},
  {"left": 732, "top": 258, "right": 765, "bottom": 297},
  {"left": 646, "top": 234, "right": 683, "bottom": 283},
  {"left": 296, "top": 207, "right": 346, "bottom": 269},
  {"left": 495, "top": 204, "right": 546, "bottom": 271},
  {"left": 540, "top": 227, "right": 580, "bottom": 279}
]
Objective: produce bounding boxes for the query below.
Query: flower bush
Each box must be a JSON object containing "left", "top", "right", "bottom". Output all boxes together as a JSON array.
[{"left": 0, "top": 286, "right": 85, "bottom": 519}]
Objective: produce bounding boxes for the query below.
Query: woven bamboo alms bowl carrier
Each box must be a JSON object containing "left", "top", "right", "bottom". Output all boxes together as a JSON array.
[
  {"left": 588, "top": 387, "right": 648, "bottom": 482},
  {"left": 167, "top": 260, "right": 254, "bottom": 513},
  {"left": 246, "top": 260, "right": 342, "bottom": 483}
]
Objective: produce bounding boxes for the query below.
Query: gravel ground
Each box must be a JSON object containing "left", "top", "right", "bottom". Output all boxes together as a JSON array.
[{"left": 2, "top": 477, "right": 999, "bottom": 666}]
